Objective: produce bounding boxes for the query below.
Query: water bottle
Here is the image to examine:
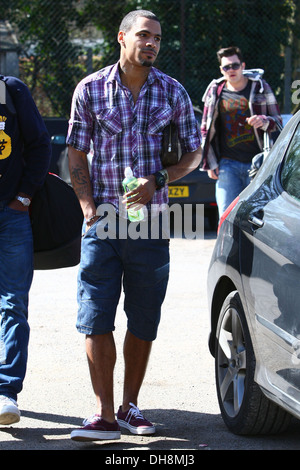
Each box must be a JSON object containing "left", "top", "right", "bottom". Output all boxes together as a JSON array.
[{"left": 122, "top": 167, "right": 144, "bottom": 222}]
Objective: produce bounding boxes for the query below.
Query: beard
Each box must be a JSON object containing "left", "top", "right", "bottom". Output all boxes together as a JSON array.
[
  {"left": 139, "top": 58, "right": 153, "bottom": 67},
  {"left": 138, "top": 49, "right": 157, "bottom": 68}
]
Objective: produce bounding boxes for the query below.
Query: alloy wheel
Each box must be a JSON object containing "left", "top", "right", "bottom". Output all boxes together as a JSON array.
[{"left": 216, "top": 306, "right": 247, "bottom": 418}]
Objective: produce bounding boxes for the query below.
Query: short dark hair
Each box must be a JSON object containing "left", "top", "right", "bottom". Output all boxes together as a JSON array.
[
  {"left": 119, "top": 10, "right": 160, "bottom": 33},
  {"left": 217, "top": 46, "right": 243, "bottom": 64}
]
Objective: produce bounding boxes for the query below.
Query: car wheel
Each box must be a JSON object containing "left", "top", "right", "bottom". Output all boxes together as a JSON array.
[{"left": 215, "top": 291, "right": 291, "bottom": 435}]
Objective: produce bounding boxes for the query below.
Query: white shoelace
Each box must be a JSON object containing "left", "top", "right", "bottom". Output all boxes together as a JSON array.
[
  {"left": 82, "top": 414, "right": 102, "bottom": 426},
  {"left": 125, "top": 402, "right": 144, "bottom": 422},
  {"left": 83, "top": 403, "right": 145, "bottom": 426}
]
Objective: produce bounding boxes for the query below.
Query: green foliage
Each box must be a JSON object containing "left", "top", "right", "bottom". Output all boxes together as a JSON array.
[
  {"left": 3, "top": 0, "right": 298, "bottom": 116},
  {"left": 119, "top": 0, "right": 295, "bottom": 108},
  {"left": 5, "top": 0, "right": 84, "bottom": 116}
]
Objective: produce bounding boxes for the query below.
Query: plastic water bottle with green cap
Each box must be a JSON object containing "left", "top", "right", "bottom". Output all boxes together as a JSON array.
[{"left": 122, "top": 167, "right": 144, "bottom": 222}]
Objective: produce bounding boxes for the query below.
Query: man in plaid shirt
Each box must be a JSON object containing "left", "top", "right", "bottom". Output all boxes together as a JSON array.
[
  {"left": 67, "top": 9, "right": 201, "bottom": 442},
  {"left": 200, "top": 46, "right": 281, "bottom": 218}
]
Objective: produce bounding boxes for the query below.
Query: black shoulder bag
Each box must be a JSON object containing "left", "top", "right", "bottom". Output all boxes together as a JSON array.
[
  {"left": 160, "top": 122, "right": 182, "bottom": 167},
  {"left": 30, "top": 173, "right": 83, "bottom": 270}
]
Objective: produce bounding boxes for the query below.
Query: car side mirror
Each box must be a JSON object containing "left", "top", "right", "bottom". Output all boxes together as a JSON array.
[{"left": 249, "top": 152, "right": 264, "bottom": 181}]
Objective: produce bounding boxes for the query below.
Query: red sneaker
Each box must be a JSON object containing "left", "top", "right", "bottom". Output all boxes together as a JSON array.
[
  {"left": 71, "top": 414, "right": 121, "bottom": 441},
  {"left": 117, "top": 403, "right": 155, "bottom": 435}
]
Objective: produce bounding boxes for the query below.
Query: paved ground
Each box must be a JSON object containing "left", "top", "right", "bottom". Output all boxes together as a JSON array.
[{"left": 1, "top": 231, "right": 300, "bottom": 452}]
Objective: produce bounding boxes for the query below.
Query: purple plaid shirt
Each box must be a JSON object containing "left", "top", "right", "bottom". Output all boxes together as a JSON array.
[{"left": 67, "top": 62, "right": 201, "bottom": 213}]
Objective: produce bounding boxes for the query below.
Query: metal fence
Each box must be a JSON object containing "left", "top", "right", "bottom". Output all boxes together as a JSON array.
[{"left": 2, "top": 0, "right": 299, "bottom": 118}]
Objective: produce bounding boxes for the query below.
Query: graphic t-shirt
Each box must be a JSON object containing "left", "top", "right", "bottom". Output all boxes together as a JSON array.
[{"left": 218, "top": 81, "right": 260, "bottom": 162}]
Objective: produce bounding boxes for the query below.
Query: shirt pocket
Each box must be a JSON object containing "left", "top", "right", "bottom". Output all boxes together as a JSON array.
[
  {"left": 141, "top": 106, "right": 173, "bottom": 135},
  {"left": 95, "top": 107, "right": 122, "bottom": 136}
]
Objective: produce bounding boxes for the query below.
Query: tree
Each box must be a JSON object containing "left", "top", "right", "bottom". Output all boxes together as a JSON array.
[
  {"left": 3, "top": 0, "right": 297, "bottom": 117},
  {"left": 5, "top": 0, "right": 85, "bottom": 116},
  {"left": 82, "top": 0, "right": 296, "bottom": 109}
]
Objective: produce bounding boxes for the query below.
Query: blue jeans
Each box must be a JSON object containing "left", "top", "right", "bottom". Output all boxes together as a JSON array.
[
  {"left": 216, "top": 158, "right": 251, "bottom": 217},
  {"left": 0, "top": 205, "right": 33, "bottom": 401}
]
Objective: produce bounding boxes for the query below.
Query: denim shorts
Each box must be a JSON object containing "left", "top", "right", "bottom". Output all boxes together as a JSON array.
[{"left": 77, "top": 216, "right": 170, "bottom": 341}]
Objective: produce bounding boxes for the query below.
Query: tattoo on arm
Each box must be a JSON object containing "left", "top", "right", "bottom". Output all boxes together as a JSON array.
[{"left": 70, "top": 164, "right": 92, "bottom": 199}]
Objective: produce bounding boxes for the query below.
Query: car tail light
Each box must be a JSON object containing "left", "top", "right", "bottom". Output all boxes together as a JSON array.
[{"left": 217, "top": 196, "right": 240, "bottom": 234}]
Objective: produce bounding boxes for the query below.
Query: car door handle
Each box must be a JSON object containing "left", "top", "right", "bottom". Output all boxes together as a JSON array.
[{"left": 248, "top": 215, "right": 264, "bottom": 228}]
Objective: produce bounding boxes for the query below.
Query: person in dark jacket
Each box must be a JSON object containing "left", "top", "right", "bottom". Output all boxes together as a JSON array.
[{"left": 0, "top": 75, "right": 51, "bottom": 424}]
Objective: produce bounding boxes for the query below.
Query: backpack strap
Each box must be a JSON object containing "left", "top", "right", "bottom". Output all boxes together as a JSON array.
[
  {"left": 0, "top": 78, "right": 17, "bottom": 115},
  {"left": 0, "top": 80, "right": 5, "bottom": 104}
]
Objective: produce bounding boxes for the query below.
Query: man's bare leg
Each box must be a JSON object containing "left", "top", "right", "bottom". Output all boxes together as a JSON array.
[
  {"left": 121, "top": 330, "right": 152, "bottom": 411},
  {"left": 85, "top": 332, "right": 116, "bottom": 422}
]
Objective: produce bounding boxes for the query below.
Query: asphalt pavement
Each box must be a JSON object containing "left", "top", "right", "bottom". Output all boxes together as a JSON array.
[{"left": 1, "top": 230, "right": 300, "bottom": 453}]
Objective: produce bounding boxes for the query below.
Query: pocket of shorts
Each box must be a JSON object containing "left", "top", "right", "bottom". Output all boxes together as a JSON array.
[
  {"left": 82, "top": 215, "right": 104, "bottom": 239},
  {"left": 5, "top": 206, "right": 29, "bottom": 216}
]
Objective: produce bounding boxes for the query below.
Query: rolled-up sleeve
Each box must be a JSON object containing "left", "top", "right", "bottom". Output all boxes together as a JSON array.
[
  {"left": 173, "top": 86, "right": 201, "bottom": 155},
  {"left": 67, "top": 81, "right": 93, "bottom": 154}
]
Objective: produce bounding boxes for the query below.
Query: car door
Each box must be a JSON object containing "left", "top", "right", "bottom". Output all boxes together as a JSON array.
[{"left": 239, "top": 122, "right": 300, "bottom": 401}]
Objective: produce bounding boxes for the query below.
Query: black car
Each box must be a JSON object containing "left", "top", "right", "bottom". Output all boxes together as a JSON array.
[
  {"left": 43, "top": 117, "right": 68, "bottom": 175},
  {"left": 168, "top": 168, "right": 217, "bottom": 230},
  {"left": 207, "top": 111, "right": 300, "bottom": 435}
]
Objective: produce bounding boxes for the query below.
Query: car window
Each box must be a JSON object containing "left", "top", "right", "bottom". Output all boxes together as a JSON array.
[{"left": 281, "top": 124, "right": 300, "bottom": 201}]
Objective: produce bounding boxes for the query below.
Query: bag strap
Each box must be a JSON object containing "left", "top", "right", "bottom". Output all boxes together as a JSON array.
[
  {"left": 166, "top": 122, "right": 173, "bottom": 152},
  {"left": 0, "top": 80, "right": 5, "bottom": 104},
  {"left": 0, "top": 78, "right": 17, "bottom": 115}
]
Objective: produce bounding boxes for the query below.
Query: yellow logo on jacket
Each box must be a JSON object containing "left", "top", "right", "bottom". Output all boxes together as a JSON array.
[{"left": 0, "top": 116, "right": 11, "bottom": 160}]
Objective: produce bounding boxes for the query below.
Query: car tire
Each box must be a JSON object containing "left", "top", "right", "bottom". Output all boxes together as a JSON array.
[{"left": 215, "top": 291, "right": 291, "bottom": 435}]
